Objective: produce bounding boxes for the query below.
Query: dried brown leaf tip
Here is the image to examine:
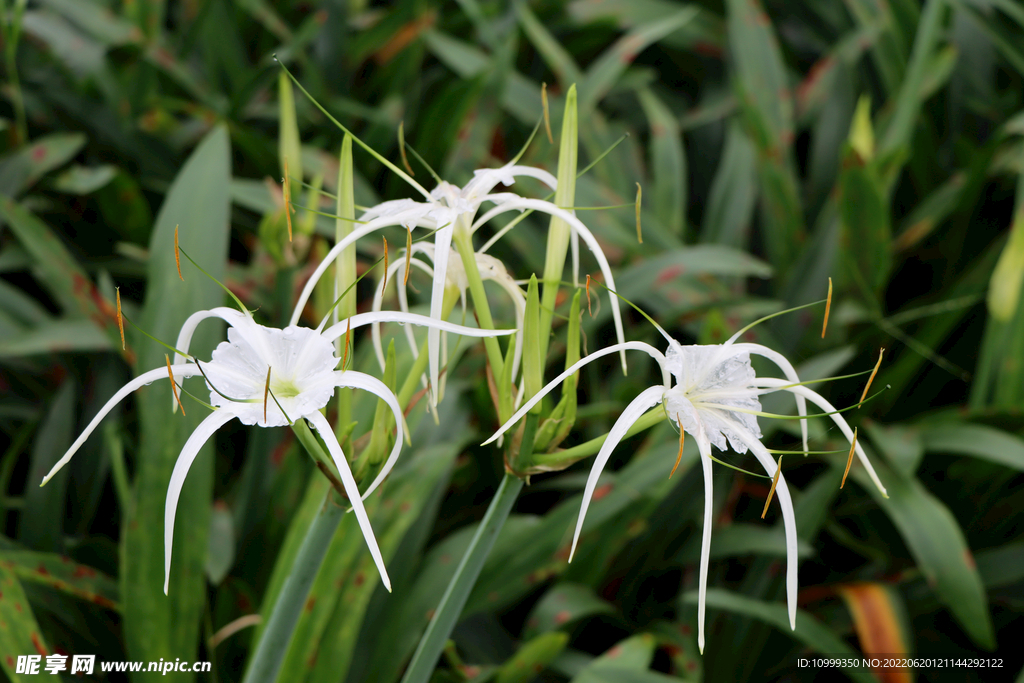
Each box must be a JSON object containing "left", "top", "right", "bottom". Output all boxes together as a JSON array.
[
  {"left": 398, "top": 121, "right": 415, "bottom": 176},
  {"left": 841, "top": 427, "right": 858, "bottom": 490},
  {"left": 341, "top": 319, "right": 352, "bottom": 370},
  {"left": 166, "top": 354, "right": 186, "bottom": 416},
  {"left": 635, "top": 183, "right": 643, "bottom": 244},
  {"left": 116, "top": 287, "right": 125, "bottom": 350},
  {"left": 174, "top": 225, "right": 183, "bottom": 281},
  {"left": 542, "top": 82, "right": 553, "bottom": 144},
  {"left": 404, "top": 227, "right": 412, "bottom": 286},
  {"left": 761, "top": 455, "right": 783, "bottom": 519},
  {"left": 859, "top": 348, "right": 884, "bottom": 406},
  {"left": 283, "top": 159, "right": 293, "bottom": 242},
  {"left": 585, "top": 274, "right": 592, "bottom": 316},
  {"left": 670, "top": 416, "right": 685, "bottom": 478},
  {"left": 822, "top": 277, "right": 832, "bottom": 338}
]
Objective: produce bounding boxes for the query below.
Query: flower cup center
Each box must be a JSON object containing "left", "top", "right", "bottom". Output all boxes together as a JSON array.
[{"left": 270, "top": 376, "right": 303, "bottom": 398}]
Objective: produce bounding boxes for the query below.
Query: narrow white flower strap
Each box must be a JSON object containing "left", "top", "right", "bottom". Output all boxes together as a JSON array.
[
  {"left": 483, "top": 341, "right": 669, "bottom": 447},
  {"left": 171, "top": 307, "right": 256, "bottom": 411},
  {"left": 369, "top": 256, "right": 433, "bottom": 375},
  {"left": 43, "top": 364, "right": 203, "bottom": 486},
  {"left": 289, "top": 206, "right": 435, "bottom": 327},
  {"left": 728, "top": 343, "right": 810, "bottom": 454},
  {"left": 728, "top": 420, "right": 799, "bottom": 635},
  {"left": 329, "top": 370, "right": 405, "bottom": 503},
  {"left": 322, "top": 311, "right": 515, "bottom": 344},
  {"left": 164, "top": 409, "right": 237, "bottom": 593},
  {"left": 472, "top": 199, "right": 628, "bottom": 373},
  {"left": 683, "top": 400, "right": 715, "bottom": 655},
  {"left": 173, "top": 307, "right": 250, "bottom": 366},
  {"left": 755, "top": 378, "right": 887, "bottom": 496},
  {"left": 305, "top": 410, "right": 392, "bottom": 592},
  {"left": 569, "top": 385, "right": 666, "bottom": 561},
  {"left": 426, "top": 221, "right": 455, "bottom": 407}
]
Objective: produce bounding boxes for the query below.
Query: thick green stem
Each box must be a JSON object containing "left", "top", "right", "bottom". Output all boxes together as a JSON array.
[
  {"left": 241, "top": 423, "right": 345, "bottom": 683},
  {"left": 399, "top": 473, "right": 525, "bottom": 683},
  {"left": 399, "top": 414, "right": 538, "bottom": 683},
  {"left": 529, "top": 408, "right": 666, "bottom": 468}
]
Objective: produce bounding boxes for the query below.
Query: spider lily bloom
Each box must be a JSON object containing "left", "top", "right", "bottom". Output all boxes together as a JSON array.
[
  {"left": 370, "top": 242, "right": 526, "bottom": 405},
  {"left": 484, "top": 327, "right": 886, "bottom": 653},
  {"left": 41, "top": 307, "right": 514, "bottom": 595},
  {"left": 290, "top": 162, "right": 626, "bottom": 407}
]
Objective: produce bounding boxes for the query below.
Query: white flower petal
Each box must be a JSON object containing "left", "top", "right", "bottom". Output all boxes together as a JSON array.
[
  {"left": 164, "top": 408, "right": 236, "bottom": 594},
  {"left": 727, "top": 418, "right": 799, "bottom": 633},
  {"left": 306, "top": 410, "right": 391, "bottom": 592},
  {"left": 42, "top": 364, "right": 202, "bottom": 486},
  {"left": 466, "top": 164, "right": 557, "bottom": 198},
  {"left": 728, "top": 342, "right": 810, "bottom": 454},
  {"left": 323, "top": 311, "right": 515, "bottom": 343},
  {"left": 483, "top": 341, "right": 669, "bottom": 447},
  {"left": 681, "top": 402, "right": 715, "bottom": 656},
  {"left": 427, "top": 225, "right": 454, "bottom": 407},
  {"left": 171, "top": 307, "right": 257, "bottom": 411},
  {"left": 290, "top": 206, "right": 439, "bottom": 328},
  {"left": 570, "top": 385, "right": 666, "bottom": 562},
  {"left": 371, "top": 257, "right": 432, "bottom": 376},
  {"left": 471, "top": 198, "right": 628, "bottom": 373},
  {"left": 330, "top": 370, "right": 405, "bottom": 501},
  {"left": 754, "top": 378, "right": 887, "bottom": 496},
  {"left": 203, "top": 325, "right": 337, "bottom": 427},
  {"left": 664, "top": 344, "right": 761, "bottom": 454}
]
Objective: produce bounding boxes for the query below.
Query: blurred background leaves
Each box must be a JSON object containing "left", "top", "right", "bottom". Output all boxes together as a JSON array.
[{"left": 1, "top": 0, "right": 1023, "bottom": 681}]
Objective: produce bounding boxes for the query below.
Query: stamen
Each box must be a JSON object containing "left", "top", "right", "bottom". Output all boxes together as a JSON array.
[
  {"left": 542, "top": 82, "right": 553, "bottom": 144},
  {"left": 404, "top": 227, "right": 412, "bottom": 286},
  {"left": 382, "top": 236, "right": 389, "bottom": 291},
  {"left": 859, "top": 348, "right": 884, "bottom": 406},
  {"left": 761, "top": 455, "right": 783, "bottom": 519},
  {"left": 268, "top": 387, "right": 294, "bottom": 425},
  {"left": 116, "top": 287, "right": 125, "bottom": 350},
  {"left": 822, "top": 277, "right": 832, "bottom": 338},
  {"left": 283, "top": 159, "right": 293, "bottom": 242},
  {"left": 398, "top": 121, "right": 415, "bottom": 176},
  {"left": 635, "top": 183, "right": 643, "bottom": 244},
  {"left": 174, "top": 225, "right": 183, "bottom": 281},
  {"left": 341, "top": 318, "right": 352, "bottom": 370},
  {"left": 264, "top": 367, "right": 271, "bottom": 423},
  {"left": 841, "top": 427, "right": 858, "bottom": 489},
  {"left": 177, "top": 247, "right": 249, "bottom": 314},
  {"left": 585, "top": 275, "right": 592, "bottom": 316},
  {"left": 670, "top": 416, "right": 685, "bottom": 478},
  {"left": 166, "top": 354, "right": 186, "bottom": 416},
  {"left": 401, "top": 143, "right": 443, "bottom": 185}
]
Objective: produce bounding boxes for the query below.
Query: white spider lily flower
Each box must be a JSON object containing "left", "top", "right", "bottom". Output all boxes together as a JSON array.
[
  {"left": 42, "top": 307, "right": 513, "bottom": 595},
  {"left": 483, "top": 329, "right": 886, "bottom": 654},
  {"left": 370, "top": 242, "right": 526, "bottom": 405},
  {"left": 290, "top": 162, "right": 626, "bottom": 406}
]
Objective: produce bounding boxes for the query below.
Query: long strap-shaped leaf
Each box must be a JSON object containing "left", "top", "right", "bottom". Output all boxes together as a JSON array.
[
  {"left": 241, "top": 421, "right": 346, "bottom": 683},
  {"left": 399, "top": 471, "right": 526, "bottom": 683}
]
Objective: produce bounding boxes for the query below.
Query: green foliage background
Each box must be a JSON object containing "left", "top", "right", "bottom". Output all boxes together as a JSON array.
[{"left": 1, "top": 0, "right": 1023, "bottom": 681}]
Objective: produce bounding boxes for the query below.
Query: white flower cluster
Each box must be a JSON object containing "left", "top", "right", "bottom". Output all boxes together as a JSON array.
[{"left": 45, "top": 156, "right": 885, "bottom": 657}]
